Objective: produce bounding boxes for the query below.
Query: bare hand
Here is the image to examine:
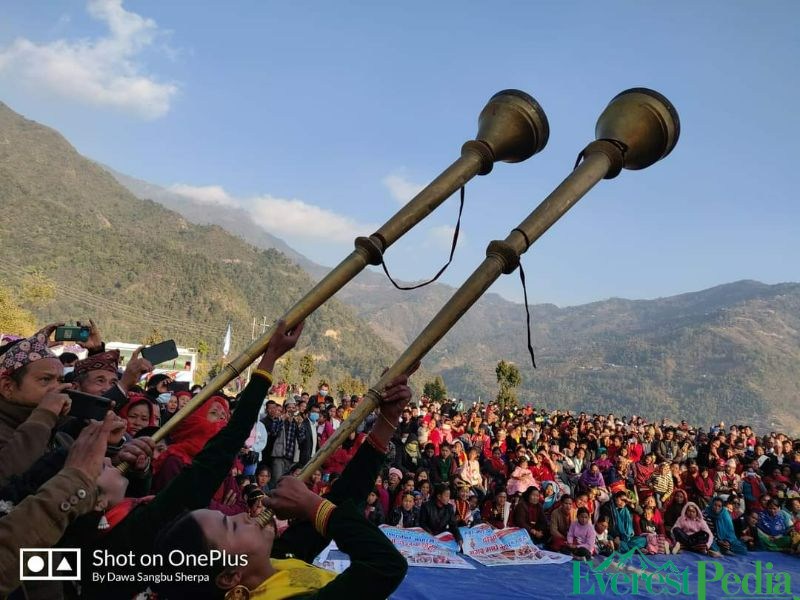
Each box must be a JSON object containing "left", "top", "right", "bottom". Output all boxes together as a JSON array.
[
  {"left": 38, "top": 322, "right": 66, "bottom": 347},
  {"left": 116, "top": 437, "right": 155, "bottom": 471},
  {"left": 39, "top": 384, "right": 73, "bottom": 417},
  {"left": 77, "top": 319, "right": 103, "bottom": 351},
  {"left": 64, "top": 412, "right": 117, "bottom": 480},
  {"left": 263, "top": 476, "right": 321, "bottom": 521},
  {"left": 259, "top": 320, "right": 304, "bottom": 368},
  {"left": 378, "top": 373, "right": 414, "bottom": 422},
  {"left": 119, "top": 346, "right": 154, "bottom": 391}
]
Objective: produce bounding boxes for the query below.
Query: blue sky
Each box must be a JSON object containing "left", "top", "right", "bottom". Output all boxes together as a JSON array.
[{"left": 1, "top": 0, "right": 797, "bottom": 306}]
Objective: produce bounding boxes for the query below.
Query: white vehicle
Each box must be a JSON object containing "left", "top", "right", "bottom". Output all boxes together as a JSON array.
[{"left": 106, "top": 341, "right": 197, "bottom": 386}]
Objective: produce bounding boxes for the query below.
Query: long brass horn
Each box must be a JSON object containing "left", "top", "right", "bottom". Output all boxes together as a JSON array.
[
  {"left": 264, "top": 88, "right": 679, "bottom": 519},
  {"left": 134, "top": 90, "right": 548, "bottom": 458}
]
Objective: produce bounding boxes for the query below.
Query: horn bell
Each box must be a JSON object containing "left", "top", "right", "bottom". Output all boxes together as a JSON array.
[
  {"left": 595, "top": 87, "right": 680, "bottom": 170},
  {"left": 476, "top": 89, "right": 550, "bottom": 165}
]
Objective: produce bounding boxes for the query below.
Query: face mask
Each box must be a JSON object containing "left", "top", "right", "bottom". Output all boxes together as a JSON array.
[
  {"left": 157, "top": 392, "right": 172, "bottom": 404},
  {"left": 309, "top": 413, "right": 320, "bottom": 423},
  {"left": 62, "top": 366, "right": 74, "bottom": 376},
  {"left": 319, "top": 390, "right": 328, "bottom": 397}
]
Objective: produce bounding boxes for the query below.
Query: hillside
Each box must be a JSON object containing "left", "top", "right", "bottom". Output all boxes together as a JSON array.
[
  {"left": 344, "top": 278, "right": 800, "bottom": 433},
  {"left": 108, "top": 168, "right": 800, "bottom": 434},
  {"left": 0, "top": 101, "right": 398, "bottom": 388}
]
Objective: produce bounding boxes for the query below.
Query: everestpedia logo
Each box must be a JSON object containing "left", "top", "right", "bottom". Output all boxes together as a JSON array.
[{"left": 572, "top": 549, "right": 798, "bottom": 600}]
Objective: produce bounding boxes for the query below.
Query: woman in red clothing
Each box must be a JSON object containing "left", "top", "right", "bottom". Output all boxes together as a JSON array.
[
  {"left": 152, "top": 395, "right": 230, "bottom": 490},
  {"left": 634, "top": 453, "right": 657, "bottom": 500},
  {"left": 694, "top": 465, "right": 716, "bottom": 508},
  {"left": 482, "top": 488, "right": 509, "bottom": 529},
  {"left": 694, "top": 467, "right": 714, "bottom": 508}
]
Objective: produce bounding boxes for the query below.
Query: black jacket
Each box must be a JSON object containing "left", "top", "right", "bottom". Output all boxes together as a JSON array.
[{"left": 420, "top": 499, "right": 462, "bottom": 543}]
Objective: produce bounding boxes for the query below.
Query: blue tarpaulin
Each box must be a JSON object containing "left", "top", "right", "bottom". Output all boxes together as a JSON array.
[{"left": 391, "top": 551, "right": 800, "bottom": 599}]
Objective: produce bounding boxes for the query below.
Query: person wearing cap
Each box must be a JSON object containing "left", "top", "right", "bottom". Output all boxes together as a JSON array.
[
  {"left": 714, "top": 459, "right": 742, "bottom": 500},
  {"left": 74, "top": 346, "right": 154, "bottom": 411},
  {"left": 268, "top": 397, "right": 306, "bottom": 480},
  {"left": 0, "top": 327, "right": 73, "bottom": 484}
]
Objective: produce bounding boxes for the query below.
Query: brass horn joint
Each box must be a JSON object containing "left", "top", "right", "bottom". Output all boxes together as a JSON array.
[
  {"left": 579, "top": 139, "right": 625, "bottom": 180},
  {"left": 354, "top": 236, "right": 385, "bottom": 266},
  {"left": 486, "top": 240, "right": 520, "bottom": 275},
  {"left": 461, "top": 140, "right": 495, "bottom": 176}
]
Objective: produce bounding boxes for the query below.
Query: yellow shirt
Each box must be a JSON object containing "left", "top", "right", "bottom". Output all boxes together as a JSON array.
[{"left": 249, "top": 558, "right": 337, "bottom": 600}]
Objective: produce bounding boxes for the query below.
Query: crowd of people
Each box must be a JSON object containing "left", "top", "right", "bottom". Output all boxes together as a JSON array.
[
  {"left": 328, "top": 393, "right": 800, "bottom": 562},
  {"left": 0, "top": 320, "right": 409, "bottom": 600},
  {"left": 0, "top": 318, "right": 799, "bottom": 599}
]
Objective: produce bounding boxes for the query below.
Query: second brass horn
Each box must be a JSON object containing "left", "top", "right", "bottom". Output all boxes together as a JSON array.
[
  {"left": 138, "top": 90, "right": 549, "bottom": 454},
  {"left": 288, "top": 87, "right": 680, "bottom": 502}
]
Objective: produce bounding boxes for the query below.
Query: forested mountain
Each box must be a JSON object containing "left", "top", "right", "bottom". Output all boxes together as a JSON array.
[
  {"left": 4, "top": 100, "right": 796, "bottom": 433},
  {"left": 110, "top": 167, "right": 800, "bottom": 433},
  {"left": 0, "top": 101, "right": 397, "bottom": 389}
]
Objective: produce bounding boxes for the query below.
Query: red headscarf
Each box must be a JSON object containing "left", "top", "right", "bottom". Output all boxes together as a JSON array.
[
  {"left": 118, "top": 395, "right": 159, "bottom": 436},
  {"left": 152, "top": 396, "right": 230, "bottom": 473}
]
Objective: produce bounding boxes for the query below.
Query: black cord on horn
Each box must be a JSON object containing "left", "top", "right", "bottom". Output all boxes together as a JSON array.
[
  {"left": 380, "top": 187, "right": 465, "bottom": 291},
  {"left": 511, "top": 228, "right": 536, "bottom": 369}
]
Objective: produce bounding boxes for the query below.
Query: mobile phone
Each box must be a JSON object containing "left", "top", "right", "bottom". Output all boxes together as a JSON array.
[
  {"left": 141, "top": 339, "right": 179, "bottom": 366},
  {"left": 67, "top": 390, "right": 112, "bottom": 421},
  {"left": 170, "top": 381, "right": 190, "bottom": 392},
  {"left": 54, "top": 325, "right": 91, "bottom": 343}
]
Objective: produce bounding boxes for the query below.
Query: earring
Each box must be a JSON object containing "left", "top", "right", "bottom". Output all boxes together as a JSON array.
[
  {"left": 97, "top": 511, "right": 110, "bottom": 530},
  {"left": 225, "top": 585, "right": 250, "bottom": 600}
]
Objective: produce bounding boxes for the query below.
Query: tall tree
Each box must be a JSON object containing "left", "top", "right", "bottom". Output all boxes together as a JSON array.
[
  {"left": 496, "top": 360, "right": 522, "bottom": 411},
  {"left": 299, "top": 354, "right": 315, "bottom": 388},
  {"left": 423, "top": 376, "right": 448, "bottom": 402},
  {"left": 280, "top": 351, "right": 296, "bottom": 384}
]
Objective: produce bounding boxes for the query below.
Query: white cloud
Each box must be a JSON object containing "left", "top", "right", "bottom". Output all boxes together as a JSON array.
[
  {"left": 0, "top": 0, "right": 177, "bottom": 119},
  {"left": 169, "top": 184, "right": 238, "bottom": 207},
  {"left": 382, "top": 174, "right": 424, "bottom": 205},
  {"left": 168, "top": 182, "right": 375, "bottom": 243},
  {"left": 249, "top": 195, "right": 374, "bottom": 243}
]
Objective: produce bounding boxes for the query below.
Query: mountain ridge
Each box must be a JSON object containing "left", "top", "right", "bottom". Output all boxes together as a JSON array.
[{"left": 3, "top": 99, "right": 798, "bottom": 433}]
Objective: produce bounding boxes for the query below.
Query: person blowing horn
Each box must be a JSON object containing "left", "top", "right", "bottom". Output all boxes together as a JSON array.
[{"left": 152, "top": 332, "right": 412, "bottom": 600}]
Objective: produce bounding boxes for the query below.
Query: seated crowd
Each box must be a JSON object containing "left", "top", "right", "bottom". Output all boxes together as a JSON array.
[
  {"left": 0, "top": 318, "right": 798, "bottom": 599},
  {"left": 361, "top": 397, "right": 800, "bottom": 561}
]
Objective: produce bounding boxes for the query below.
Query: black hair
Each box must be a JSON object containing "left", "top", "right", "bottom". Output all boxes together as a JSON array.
[
  {"left": 153, "top": 512, "right": 226, "bottom": 600},
  {"left": 147, "top": 373, "right": 171, "bottom": 390},
  {"left": 433, "top": 483, "right": 450, "bottom": 497},
  {"left": 576, "top": 507, "right": 590, "bottom": 517},
  {"left": 59, "top": 352, "right": 79, "bottom": 364}
]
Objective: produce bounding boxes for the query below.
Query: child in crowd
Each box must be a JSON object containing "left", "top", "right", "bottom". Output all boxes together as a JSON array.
[{"left": 567, "top": 507, "right": 597, "bottom": 560}]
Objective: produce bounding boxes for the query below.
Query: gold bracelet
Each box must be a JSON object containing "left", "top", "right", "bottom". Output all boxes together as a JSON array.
[
  {"left": 378, "top": 411, "right": 398, "bottom": 430},
  {"left": 252, "top": 369, "right": 273, "bottom": 382},
  {"left": 314, "top": 500, "right": 336, "bottom": 536}
]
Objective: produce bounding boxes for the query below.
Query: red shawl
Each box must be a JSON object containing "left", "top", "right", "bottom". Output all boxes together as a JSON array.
[
  {"left": 118, "top": 395, "right": 159, "bottom": 436},
  {"left": 152, "top": 396, "right": 230, "bottom": 473}
]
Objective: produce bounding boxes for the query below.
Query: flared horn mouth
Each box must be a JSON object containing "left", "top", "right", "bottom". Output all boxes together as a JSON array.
[
  {"left": 595, "top": 87, "right": 680, "bottom": 170},
  {"left": 475, "top": 89, "right": 550, "bottom": 164}
]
